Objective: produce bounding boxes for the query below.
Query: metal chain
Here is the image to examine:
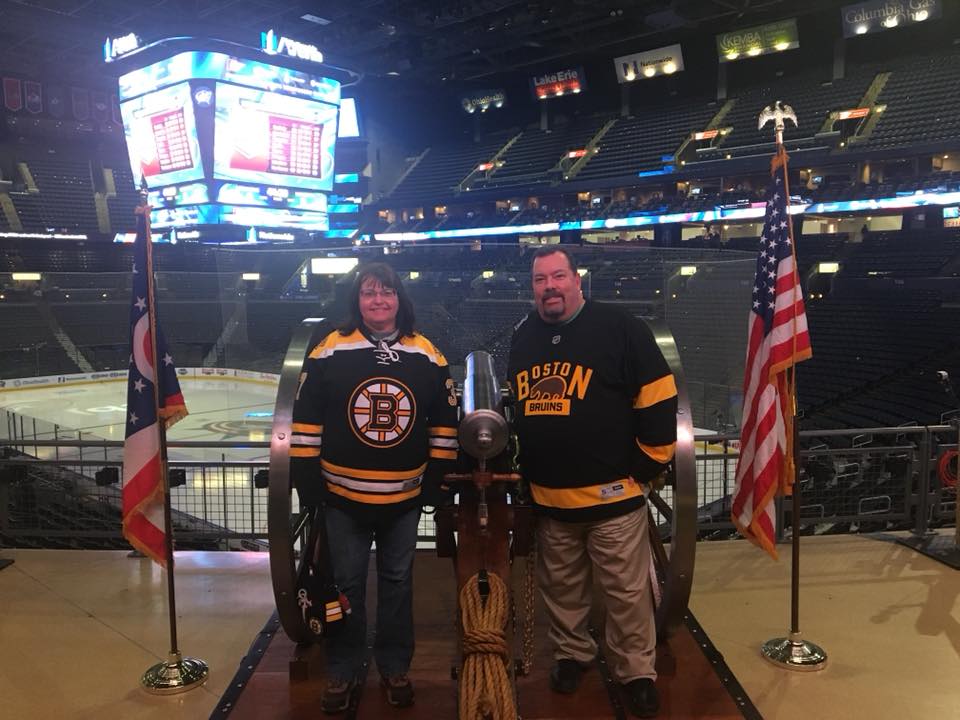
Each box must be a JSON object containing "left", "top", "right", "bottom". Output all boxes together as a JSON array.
[{"left": 520, "top": 528, "right": 536, "bottom": 675}]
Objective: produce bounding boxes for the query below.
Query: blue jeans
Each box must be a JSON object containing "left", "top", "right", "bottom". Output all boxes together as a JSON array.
[{"left": 323, "top": 503, "right": 421, "bottom": 680}]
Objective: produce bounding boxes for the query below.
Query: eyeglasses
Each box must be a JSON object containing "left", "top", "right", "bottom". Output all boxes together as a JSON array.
[{"left": 359, "top": 288, "right": 397, "bottom": 299}]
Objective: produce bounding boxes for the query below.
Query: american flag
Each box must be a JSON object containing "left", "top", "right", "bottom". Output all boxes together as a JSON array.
[
  {"left": 122, "top": 207, "right": 187, "bottom": 566},
  {"left": 731, "top": 146, "right": 812, "bottom": 559}
]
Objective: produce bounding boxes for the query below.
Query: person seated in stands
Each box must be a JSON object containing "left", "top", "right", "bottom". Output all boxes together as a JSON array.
[{"left": 290, "top": 263, "right": 459, "bottom": 714}]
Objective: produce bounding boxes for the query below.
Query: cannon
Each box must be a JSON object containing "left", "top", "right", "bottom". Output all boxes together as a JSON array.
[{"left": 266, "top": 320, "right": 697, "bottom": 692}]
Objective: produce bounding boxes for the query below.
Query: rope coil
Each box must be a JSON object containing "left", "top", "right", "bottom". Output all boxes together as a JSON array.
[{"left": 458, "top": 571, "right": 516, "bottom": 720}]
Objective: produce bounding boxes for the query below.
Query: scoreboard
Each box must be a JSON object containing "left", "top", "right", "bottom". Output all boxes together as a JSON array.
[{"left": 118, "top": 49, "right": 342, "bottom": 234}]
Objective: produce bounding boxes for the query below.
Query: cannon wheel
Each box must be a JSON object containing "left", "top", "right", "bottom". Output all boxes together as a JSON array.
[
  {"left": 647, "top": 320, "right": 697, "bottom": 639},
  {"left": 268, "top": 318, "right": 328, "bottom": 643}
]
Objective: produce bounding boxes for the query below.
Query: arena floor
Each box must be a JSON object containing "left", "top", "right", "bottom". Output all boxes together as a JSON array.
[
  {"left": 0, "top": 532, "right": 956, "bottom": 719},
  {"left": 1, "top": 380, "right": 958, "bottom": 719}
]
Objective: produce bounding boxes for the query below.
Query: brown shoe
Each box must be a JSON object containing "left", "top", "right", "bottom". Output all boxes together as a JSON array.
[{"left": 381, "top": 674, "right": 415, "bottom": 707}]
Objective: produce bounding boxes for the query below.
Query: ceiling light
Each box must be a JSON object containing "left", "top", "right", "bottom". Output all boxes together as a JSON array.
[
  {"left": 856, "top": 25, "right": 868, "bottom": 34},
  {"left": 300, "top": 13, "right": 331, "bottom": 25},
  {"left": 725, "top": 51, "right": 739, "bottom": 60},
  {"left": 662, "top": 61, "right": 677, "bottom": 74},
  {"left": 643, "top": 67, "right": 656, "bottom": 78},
  {"left": 775, "top": 42, "right": 790, "bottom": 51},
  {"left": 747, "top": 47, "right": 762, "bottom": 56}
]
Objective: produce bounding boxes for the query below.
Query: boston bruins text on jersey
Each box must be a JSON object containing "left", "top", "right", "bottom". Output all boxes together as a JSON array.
[
  {"left": 508, "top": 300, "right": 677, "bottom": 522},
  {"left": 290, "top": 327, "right": 459, "bottom": 511}
]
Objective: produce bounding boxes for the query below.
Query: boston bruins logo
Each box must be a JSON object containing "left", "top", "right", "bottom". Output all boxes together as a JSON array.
[{"left": 348, "top": 377, "right": 416, "bottom": 448}]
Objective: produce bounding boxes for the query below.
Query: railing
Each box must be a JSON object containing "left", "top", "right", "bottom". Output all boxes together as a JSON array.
[{"left": 1, "top": 410, "right": 956, "bottom": 550}]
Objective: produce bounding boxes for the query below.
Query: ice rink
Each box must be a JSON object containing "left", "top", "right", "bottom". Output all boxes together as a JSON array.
[{"left": 0, "top": 374, "right": 278, "bottom": 463}]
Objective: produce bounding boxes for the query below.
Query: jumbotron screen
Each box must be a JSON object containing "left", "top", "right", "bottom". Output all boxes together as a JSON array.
[
  {"left": 117, "top": 51, "right": 342, "bottom": 233},
  {"left": 213, "top": 84, "right": 337, "bottom": 192},
  {"left": 120, "top": 82, "right": 205, "bottom": 187}
]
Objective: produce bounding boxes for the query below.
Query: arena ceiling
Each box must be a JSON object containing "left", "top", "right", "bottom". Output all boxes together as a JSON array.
[{"left": 0, "top": 0, "right": 849, "bottom": 84}]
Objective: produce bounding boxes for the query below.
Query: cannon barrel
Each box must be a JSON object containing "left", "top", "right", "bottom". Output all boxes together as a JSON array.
[{"left": 459, "top": 351, "right": 509, "bottom": 461}]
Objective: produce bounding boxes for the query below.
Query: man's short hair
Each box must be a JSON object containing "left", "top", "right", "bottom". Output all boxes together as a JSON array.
[{"left": 530, "top": 245, "right": 578, "bottom": 274}]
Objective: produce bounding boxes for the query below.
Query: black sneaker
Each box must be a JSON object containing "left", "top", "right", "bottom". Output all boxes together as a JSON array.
[
  {"left": 381, "top": 674, "right": 415, "bottom": 708},
  {"left": 549, "top": 658, "right": 586, "bottom": 694},
  {"left": 321, "top": 677, "right": 354, "bottom": 715},
  {"left": 622, "top": 677, "right": 659, "bottom": 718}
]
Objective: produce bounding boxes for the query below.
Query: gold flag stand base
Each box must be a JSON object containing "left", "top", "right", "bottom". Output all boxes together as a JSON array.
[
  {"left": 141, "top": 652, "right": 209, "bottom": 694},
  {"left": 761, "top": 631, "right": 827, "bottom": 672}
]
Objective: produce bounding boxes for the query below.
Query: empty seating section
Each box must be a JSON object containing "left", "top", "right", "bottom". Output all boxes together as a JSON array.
[
  {"left": 104, "top": 161, "right": 141, "bottom": 233},
  {"left": 0, "top": 303, "right": 77, "bottom": 378},
  {"left": 16, "top": 154, "right": 99, "bottom": 231},
  {"left": 863, "top": 51, "right": 960, "bottom": 149},
  {"left": 576, "top": 101, "right": 717, "bottom": 181},
  {"left": 799, "top": 290, "right": 954, "bottom": 417},
  {"left": 479, "top": 116, "right": 608, "bottom": 188},
  {"left": 839, "top": 231, "right": 960, "bottom": 278},
  {"left": 706, "top": 67, "right": 875, "bottom": 157},
  {"left": 389, "top": 131, "right": 515, "bottom": 203}
]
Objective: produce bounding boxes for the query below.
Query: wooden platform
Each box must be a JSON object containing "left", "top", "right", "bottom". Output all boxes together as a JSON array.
[{"left": 225, "top": 553, "right": 752, "bottom": 719}]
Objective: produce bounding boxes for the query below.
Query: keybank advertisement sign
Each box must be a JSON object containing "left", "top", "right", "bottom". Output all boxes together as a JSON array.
[
  {"left": 841, "top": 0, "right": 940, "bottom": 38},
  {"left": 716, "top": 18, "right": 799, "bottom": 62}
]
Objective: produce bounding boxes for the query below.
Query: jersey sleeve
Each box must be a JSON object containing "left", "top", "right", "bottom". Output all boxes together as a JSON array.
[
  {"left": 289, "top": 341, "right": 328, "bottom": 506},
  {"left": 624, "top": 315, "right": 678, "bottom": 481},
  {"left": 426, "top": 348, "right": 459, "bottom": 464}
]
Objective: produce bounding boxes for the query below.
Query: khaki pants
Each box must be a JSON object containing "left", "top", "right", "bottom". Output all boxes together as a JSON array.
[{"left": 537, "top": 507, "right": 656, "bottom": 682}]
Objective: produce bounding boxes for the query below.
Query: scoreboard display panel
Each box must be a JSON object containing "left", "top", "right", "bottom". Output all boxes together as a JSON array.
[
  {"left": 213, "top": 84, "right": 337, "bottom": 192},
  {"left": 117, "top": 49, "right": 342, "bottom": 235},
  {"left": 120, "top": 82, "right": 205, "bottom": 188}
]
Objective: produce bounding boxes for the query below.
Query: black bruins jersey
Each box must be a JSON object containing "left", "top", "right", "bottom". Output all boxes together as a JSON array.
[
  {"left": 508, "top": 300, "right": 678, "bottom": 522},
  {"left": 290, "top": 327, "right": 459, "bottom": 511}
]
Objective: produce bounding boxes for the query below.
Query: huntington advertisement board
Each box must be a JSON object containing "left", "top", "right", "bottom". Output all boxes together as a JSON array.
[
  {"left": 716, "top": 18, "right": 799, "bottom": 62},
  {"left": 841, "top": 0, "right": 941, "bottom": 38},
  {"left": 614, "top": 44, "right": 685, "bottom": 82}
]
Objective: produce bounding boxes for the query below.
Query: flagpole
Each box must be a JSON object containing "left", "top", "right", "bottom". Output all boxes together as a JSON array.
[
  {"left": 758, "top": 104, "right": 827, "bottom": 672},
  {"left": 136, "top": 179, "right": 209, "bottom": 694}
]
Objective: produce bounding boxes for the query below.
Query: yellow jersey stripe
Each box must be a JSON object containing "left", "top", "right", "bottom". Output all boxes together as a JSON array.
[
  {"left": 320, "top": 459, "right": 427, "bottom": 482},
  {"left": 290, "top": 447, "right": 321, "bottom": 458},
  {"left": 307, "top": 329, "right": 367, "bottom": 359},
  {"left": 429, "top": 426, "right": 458, "bottom": 437},
  {"left": 398, "top": 333, "right": 448, "bottom": 366},
  {"left": 636, "top": 440, "right": 676, "bottom": 464},
  {"left": 291, "top": 422, "right": 323, "bottom": 434},
  {"left": 326, "top": 484, "right": 422, "bottom": 505},
  {"left": 531, "top": 479, "right": 643, "bottom": 509},
  {"left": 633, "top": 374, "right": 678, "bottom": 409},
  {"left": 429, "top": 448, "right": 458, "bottom": 460}
]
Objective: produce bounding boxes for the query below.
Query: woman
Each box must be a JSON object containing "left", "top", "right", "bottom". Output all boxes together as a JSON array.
[{"left": 289, "top": 262, "right": 459, "bottom": 713}]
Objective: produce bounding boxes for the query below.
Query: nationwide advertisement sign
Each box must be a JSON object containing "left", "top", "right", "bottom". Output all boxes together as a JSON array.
[
  {"left": 716, "top": 18, "right": 799, "bottom": 62},
  {"left": 841, "top": 0, "right": 940, "bottom": 38},
  {"left": 614, "top": 44, "right": 684, "bottom": 82},
  {"left": 530, "top": 67, "right": 585, "bottom": 100}
]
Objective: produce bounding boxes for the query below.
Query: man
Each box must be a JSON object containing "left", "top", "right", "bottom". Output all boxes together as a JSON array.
[{"left": 507, "top": 246, "right": 677, "bottom": 718}]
